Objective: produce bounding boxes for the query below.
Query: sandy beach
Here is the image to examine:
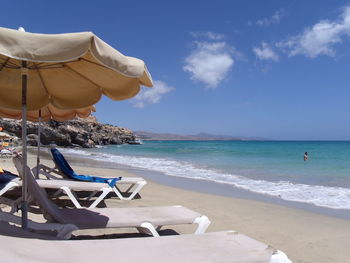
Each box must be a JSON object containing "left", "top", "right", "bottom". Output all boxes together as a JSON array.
[{"left": 1, "top": 153, "right": 350, "bottom": 263}]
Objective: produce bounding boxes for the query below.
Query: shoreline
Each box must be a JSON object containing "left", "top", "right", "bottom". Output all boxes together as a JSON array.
[
  {"left": 67, "top": 152, "right": 350, "bottom": 221},
  {"left": 133, "top": 168, "right": 350, "bottom": 220},
  {"left": 53, "top": 142, "right": 350, "bottom": 212}
]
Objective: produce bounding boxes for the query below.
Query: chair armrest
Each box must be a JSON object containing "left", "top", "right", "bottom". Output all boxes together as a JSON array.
[
  {"left": 0, "top": 210, "right": 78, "bottom": 239},
  {"left": 27, "top": 220, "right": 78, "bottom": 239},
  {"left": 32, "top": 164, "right": 64, "bottom": 180}
]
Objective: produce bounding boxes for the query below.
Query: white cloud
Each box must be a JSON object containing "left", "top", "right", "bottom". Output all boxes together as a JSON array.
[
  {"left": 255, "top": 8, "right": 286, "bottom": 26},
  {"left": 183, "top": 41, "right": 234, "bottom": 89},
  {"left": 253, "top": 42, "right": 279, "bottom": 61},
  {"left": 277, "top": 6, "right": 350, "bottom": 58},
  {"left": 190, "top": 31, "right": 225, "bottom": 40},
  {"left": 132, "top": 80, "right": 174, "bottom": 108}
]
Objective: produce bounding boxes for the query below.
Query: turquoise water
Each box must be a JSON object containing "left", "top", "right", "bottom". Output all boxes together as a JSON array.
[
  {"left": 91, "top": 141, "right": 350, "bottom": 187},
  {"left": 62, "top": 141, "right": 350, "bottom": 210}
]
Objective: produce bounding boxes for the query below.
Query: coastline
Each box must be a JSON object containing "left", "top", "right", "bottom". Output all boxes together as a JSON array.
[
  {"left": 64, "top": 149, "right": 350, "bottom": 220},
  {"left": 55, "top": 141, "right": 350, "bottom": 212},
  {"left": 131, "top": 168, "right": 350, "bottom": 220},
  {"left": 1, "top": 153, "right": 350, "bottom": 262}
]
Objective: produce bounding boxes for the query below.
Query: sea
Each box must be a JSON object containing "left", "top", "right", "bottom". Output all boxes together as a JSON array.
[{"left": 59, "top": 140, "right": 350, "bottom": 212}]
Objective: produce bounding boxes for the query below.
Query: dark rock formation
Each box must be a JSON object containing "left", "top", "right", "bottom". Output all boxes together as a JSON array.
[{"left": 0, "top": 116, "right": 137, "bottom": 148}]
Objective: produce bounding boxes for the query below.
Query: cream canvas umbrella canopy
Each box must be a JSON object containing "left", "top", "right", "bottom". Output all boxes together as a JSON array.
[
  {"left": 0, "top": 27, "right": 153, "bottom": 228},
  {"left": 0, "top": 104, "right": 95, "bottom": 122}
]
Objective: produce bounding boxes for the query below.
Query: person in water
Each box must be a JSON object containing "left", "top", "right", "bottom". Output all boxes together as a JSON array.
[{"left": 304, "top": 152, "right": 308, "bottom": 161}]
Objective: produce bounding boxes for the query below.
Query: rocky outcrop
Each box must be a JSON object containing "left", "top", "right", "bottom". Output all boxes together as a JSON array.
[{"left": 0, "top": 116, "right": 137, "bottom": 148}]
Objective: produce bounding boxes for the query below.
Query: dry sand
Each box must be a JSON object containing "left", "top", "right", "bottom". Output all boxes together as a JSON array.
[{"left": 1, "top": 154, "right": 350, "bottom": 263}]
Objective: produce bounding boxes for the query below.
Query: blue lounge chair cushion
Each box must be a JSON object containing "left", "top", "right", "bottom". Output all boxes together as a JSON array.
[{"left": 50, "top": 148, "right": 121, "bottom": 187}]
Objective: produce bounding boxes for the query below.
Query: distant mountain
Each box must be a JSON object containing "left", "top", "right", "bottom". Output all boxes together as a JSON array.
[{"left": 134, "top": 131, "right": 268, "bottom": 141}]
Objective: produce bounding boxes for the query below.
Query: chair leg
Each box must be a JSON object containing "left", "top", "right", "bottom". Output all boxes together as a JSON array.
[
  {"left": 113, "top": 181, "right": 147, "bottom": 200},
  {"left": 111, "top": 186, "right": 124, "bottom": 200},
  {"left": 60, "top": 186, "right": 82, "bottom": 208},
  {"left": 52, "top": 189, "right": 63, "bottom": 198},
  {"left": 5, "top": 196, "right": 22, "bottom": 213},
  {"left": 85, "top": 190, "right": 98, "bottom": 201},
  {"left": 124, "top": 184, "right": 135, "bottom": 193},
  {"left": 269, "top": 250, "right": 292, "bottom": 263},
  {"left": 193, "top": 216, "right": 211, "bottom": 234},
  {"left": 126, "top": 181, "right": 147, "bottom": 200},
  {"left": 55, "top": 224, "right": 79, "bottom": 240},
  {"left": 88, "top": 188, "right": 111, "bottom": 208},
  {"left": 138, "top": 222, "right": 160, "bottom": 237}
]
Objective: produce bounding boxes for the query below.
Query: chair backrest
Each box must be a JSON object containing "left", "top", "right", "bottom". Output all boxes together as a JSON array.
[
  {"left": 50, "top": 148, "right": 120, "bottom": 187},
  {"left": 50, "top": 148, "right": 75, "bottom": 178},
  {"left": 12, "top": 156, "right": 67, "bottom": 224}
]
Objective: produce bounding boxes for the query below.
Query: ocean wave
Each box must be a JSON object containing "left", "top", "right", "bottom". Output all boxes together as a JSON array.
[{"left": 60, "top": 148, "right": 350, "bottom": 210}]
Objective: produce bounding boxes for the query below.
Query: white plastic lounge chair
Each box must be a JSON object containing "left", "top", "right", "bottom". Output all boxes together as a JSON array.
[
  {"left": 34, "top": 160, "right": 147, "bottom": 202},
  {"left": 0, "top": 175, "right": 119, "bottom": 212},
  {"left": 13, "top": 156, "right": 210, "bottom": 237},
  {"left": 0, "top": 177, "right": 146, "bottom": 209},
  {"left": 0, "top": 149, "right": 14, "bottom": 158},
  {"left": 0, "top": 176, "right": 21, "bottom": 199},
  {"left": 0, "top": 177, "right": 20, "bottom": 195},
  {"left": 0, "top": 228, "right": 291, "bottom": 263},
  {"left": 0, "top": 176, "right": 23, "bottom": 212},
  {"left": 0, "top": 157, "right": 146, "bottom": 209}
]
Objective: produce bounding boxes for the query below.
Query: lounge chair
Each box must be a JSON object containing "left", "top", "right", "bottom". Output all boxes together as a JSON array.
[
  {"left": 0, "top": 149, "right": 14, "bottom": 158},
  {"left": 0, "top": 227, "right": 291, "bottom": 263},
  {"left": 13, "top": 155, "right": 211, "bottom": 237},
  {"left": 33, "top": 147, "right": 147, "bottom": 201},
  {"left": 0, "top": 171, "right": 145, "bottom": 209},
  {"left": 0, "top": 170, "right": 22, "bottom": 211},
  {"left": 0, "top": 171, "right": 20, "bottom": 198},
  {"left": 0, "top": 210, "right": 77, "bottom": 239}
]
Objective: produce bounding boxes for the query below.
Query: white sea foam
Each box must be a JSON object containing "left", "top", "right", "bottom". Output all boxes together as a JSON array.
[{"left": 61, "top": 148, "right": 350, "bottom": 210}]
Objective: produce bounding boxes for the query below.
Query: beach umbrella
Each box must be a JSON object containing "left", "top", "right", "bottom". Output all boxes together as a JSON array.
[{"left": 0, "top": 27, "right": 153, "bottom": 228}]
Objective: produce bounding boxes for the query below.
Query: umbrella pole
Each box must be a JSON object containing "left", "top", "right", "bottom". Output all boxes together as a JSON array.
[
  {"left": 36, "top": 109, "right": 41, "bottom": 178},
  {"left": 21, "top": 61, "right": 28, "bottom": 229}
]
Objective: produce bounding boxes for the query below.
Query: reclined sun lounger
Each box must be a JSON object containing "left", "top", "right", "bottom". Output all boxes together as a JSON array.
[
  {"left": 33, "top": 147, "right": 147, "bottom": 201},
  {"left": 13, "top": 156, "right": 211, "bottom": 237},
  {"left": 0, "top": 227, "right": 291, "bottom": 263},
  {"left": 0, "top": 210, "right": 77, "bottom": 239}
]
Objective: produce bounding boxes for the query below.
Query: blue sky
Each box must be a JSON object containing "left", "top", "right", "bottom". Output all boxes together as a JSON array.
[{"left": 2, "top": 0, "right": 350, "bottom": 140}]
